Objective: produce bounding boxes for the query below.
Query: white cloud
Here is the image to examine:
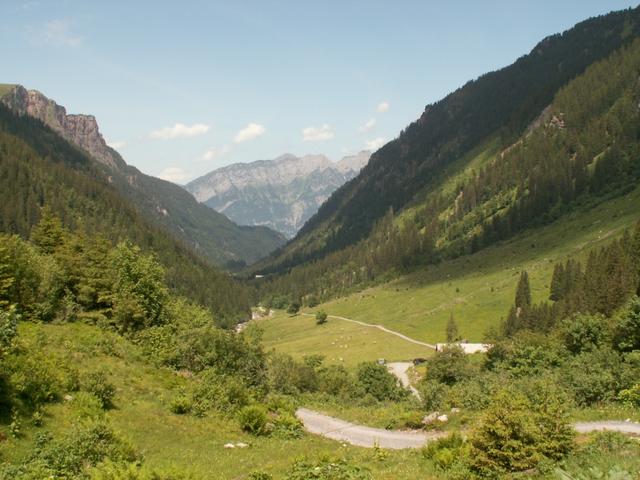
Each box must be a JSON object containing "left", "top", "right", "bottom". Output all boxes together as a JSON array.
[
  {"left": 201, "top": 145, "right": 231, "bottom": 161},
  {"left": 107, "top": 140, "right": 126, "bottom": 150},
  {"left": 376, "top": 101, "right": 390, "bottom": 113},
  {"left": 234, "top": 123, "right": 266, "bottom": 143},
  {"left": 366, "top": 137, "right": 386, "bottom": 151},
  {"left": 302, "top": 124, "right": 334, "bottom": 142},
  {"left": 158, "top": 167, "right": 191, "bottom": 184},
  {"left": 41, "top": 19, "right": 83, "bottom": 47},
  {"left": 359, "top": 118, "right": 376, "bottom": 133},
  {"left": 149, "top": 123, "right": 210, "bottom": 140}
]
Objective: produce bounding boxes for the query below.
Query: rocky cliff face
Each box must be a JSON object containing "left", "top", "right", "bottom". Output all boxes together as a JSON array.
[
  {"left": 0, "top": 84, "right": 285, "bottom": 266},
  {"left": 186, "top": 151, "right": 370, "bottom": 237},
  {"left": 0, "top": 85, "right": 126, "bottom": 170}
]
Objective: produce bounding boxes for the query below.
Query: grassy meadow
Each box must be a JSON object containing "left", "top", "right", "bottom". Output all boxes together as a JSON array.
[{"left": 300, "top": 187, "right": 640, "bottom": 345}]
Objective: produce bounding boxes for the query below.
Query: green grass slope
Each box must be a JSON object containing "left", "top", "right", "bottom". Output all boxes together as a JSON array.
[
  {"left": 0, "top": 322, "right": 442, "bottom": 480},
  {"left": 297, "top": 186, "right": 640, "bottom": 345},
  {"left": 259, "top": 311, "right": 433, "bottom": 368}
]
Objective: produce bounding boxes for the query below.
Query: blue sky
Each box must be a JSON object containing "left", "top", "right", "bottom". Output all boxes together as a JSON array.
[{"left": 1, "top": 1, "right": 637, "bottom": 183}]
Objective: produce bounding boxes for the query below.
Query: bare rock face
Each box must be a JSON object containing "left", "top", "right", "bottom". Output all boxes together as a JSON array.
[
  {"left": 185, "top": 151, "right": 371, "bottom": 238},
  {"left": 0, "top": 85, "right": 125, "bottom": 170}
]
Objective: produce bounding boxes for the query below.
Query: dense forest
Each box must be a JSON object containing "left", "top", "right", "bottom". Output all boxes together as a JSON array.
[
  {"left": 0, "top": 104, "right": 250, "bottom": 325},
  {"left": 253, "top": 35, "right": 640, "bottom": 308}
]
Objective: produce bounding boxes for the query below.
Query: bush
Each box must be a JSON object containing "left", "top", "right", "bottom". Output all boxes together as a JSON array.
[
  {"left": 265, "top": 393, "right": 298, "bottom": 416},
  {"left": 613, "top": 296, "right": 640, "bottom": 352},
  {"left": 238, "top": 405, "right": 269, "bottom": 436},
  {"left": 619, "top": 384, "right": 640, "bottom": 407},
  {"left": 83, "top": 371, "right": 116, "bottom": 409},
  {"left": 315, "top": 311, "right": 328, "bottom": 325},
  {"left": 418, "top": 381, "right": 448, "bottom": 411},
  {"left": 562, "top": 347, "right": 631, "bottom": 405},
  {"left": 169, "top": 395, "right": 192, "bottom": 415},
  {"left": 424, "top": 345, "right": 470, "bottom": 385},
  {"left": 0, "top": 422, "right": 138, "bottom": 479},
  {"left": 469, "top": 390, "right": 574, "bottom": 476},
  {"left": 272, "top": 412, "right": 303, "bottom": 439},
  {"left": 561, "top": 313, "right": 608, "bottom": 354},
  {"left": 72, "top": 391, "right": 106, "bottom": 420},
  {"left": 89, "top": 461, "right": 192, "bottom": 480},
  {"left": 356, "top": 362, "right": 407, "bottom": 401},
  {"left": 317, "top": 365, "right": 357, "bottom": 398},
  {"left": 268, "top": 353, "right": 318, "bottom": 395},
  {"left": 285, "top": 458, "right": 371, "bottom": 480},
  {"left": 286, "top": 301, "right": 301, "bottom": 315},
  {"left": 190, "top": 370, "right": 250, "bottom": 416}
]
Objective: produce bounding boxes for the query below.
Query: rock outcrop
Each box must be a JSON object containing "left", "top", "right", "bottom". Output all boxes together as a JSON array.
[
  {"left": 0, "top": 84, "right": 285, "bottom": 266},
  {"left": 186, "top": 151, "right": 371, "bottom": 237},
  {"left": 0, "top": 85, "right": 126, "bottom": 170}
]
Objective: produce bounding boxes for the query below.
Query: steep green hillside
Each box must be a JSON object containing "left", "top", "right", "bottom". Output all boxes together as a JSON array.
[
  {"left": 0, "top": 85, "right": 285, "bottom": 268},
  {"left": 297, "top": 186, "right": 640, "bottom": 345},
  {"left": 0, "top": 104, "right": 249, "bottom": 322},
  {"left": 253, "top": 19, "right": 640, "bottom": 310},
  {"left": 256, "top": 7, "right": 640, "bottom": 277}
]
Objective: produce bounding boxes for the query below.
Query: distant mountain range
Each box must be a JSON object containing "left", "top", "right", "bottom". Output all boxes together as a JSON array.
[
  {"left": 186, "top": 151, "right": 370, "bottom": 238},
  {"left": 0, "top": 85, "right": 285, "bottom": 267}
]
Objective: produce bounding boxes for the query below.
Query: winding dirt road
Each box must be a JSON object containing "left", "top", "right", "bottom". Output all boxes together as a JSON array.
[
  {"left": 295, "top": 408, "right": 444, "bottom": 449},
  {"left": 301, "top": 313, "right": 436, "bottom": 349},
  {"left": 387, "top": 362, "right": 421, "bottom": 399},
  {"left": 296, "top": 409, "right": 640, "bottom": 449}
]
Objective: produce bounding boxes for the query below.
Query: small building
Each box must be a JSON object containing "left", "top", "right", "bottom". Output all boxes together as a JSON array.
[{"left": 435, "top": 342, "right": 492, "bottom": 354}]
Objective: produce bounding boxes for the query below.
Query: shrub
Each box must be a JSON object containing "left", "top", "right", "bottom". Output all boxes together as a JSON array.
[
  {"left": 286, "top": 302, "right": 301, "bottom": 315},
  {"left": 285, "top": 458, "right": 371, "bottom": 480},
  {"left": 562, "top": 347, "right": 631, "bottom": 405},
  {"left": 1, "top": 422, "right": 138, "bottom": 479},
  {"left": 0, "top": 307, "right": 18, "bottom": 357},
  {"left": 315, "top": 311, "right": 328, "bottom": 325},
  {"left": 613, "top": 296, "right": 640, "bottom": 352},
  {"left": 189, "top": 370, "right": 250, "bottom": 416},
  {"left": 317, "top": 365, "right": 357, "bottom": 398},
  {"left": 272, "top": 412, "right": 303, "bottom": 439},
  {"left": 356, "top": 362, "right": 407, "bottom": 401},
  {"left": 268, "top": 353, "right": 318, "bottom": 394},
  {"left": 469, "top": 390, "right": 574, "bottom": 476},
  {"left": 561, "top": 313, "right": 608, "bottom": 354},
  {"left": 169, "top": 395, "right": 192, "bottom": 415},
  {"left": 249, "top": 473, "right": 273, "bottom": 480},
  {"left": 238, "top": 405, "right": 269, "bottom": 436},
  {"left": 424, "top": 345, "right": 470, "bottom": 385},
  {"left": 72, "top": 391, "right": 106, "bottom": 419},
  {"left": 619, "top": 384, "right": 640, "bottom": 407},
  {"left": 83, "top": 371, "right": 116, "bottom": 409},
  {"left": 265, "top": 393, "right": 298, "bottom": 416},
  {"left": 418, "top": 381, "right": 448, "bottom": 411},
  {"left": 89, "top": 461, "right": 192, "bottom": 480}
]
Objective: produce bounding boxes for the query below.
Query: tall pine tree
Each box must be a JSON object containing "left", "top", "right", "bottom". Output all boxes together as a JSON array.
[{"left": 515, "top": 271, "right": 532, "bottom": 310}]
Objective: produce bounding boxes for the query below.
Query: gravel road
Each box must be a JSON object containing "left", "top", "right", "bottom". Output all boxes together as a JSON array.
[
  {"left": 296, "top": 409, "right": 640, "bottom": 449},
  {"left": 387, "top": 362, "right": 421, "bottom": 399},
  {"left": 295, "top": 408, "right": 444, "bottom": 449},
  {"left": 301, "top": 313, "right": 436, "bottom": 349}
]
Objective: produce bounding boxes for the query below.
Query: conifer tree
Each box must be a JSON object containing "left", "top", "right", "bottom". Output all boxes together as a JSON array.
[
  {"left": 549, "top": 263, "right": 565, "bottom": 301},
  {"left": 446, "top": 312, "right": 459, "bottom": 342},
  {"left": 515, "top": 271, "right": 532, "bottom": 310},
  {"left": 0, "top": 241, "right": 14, "bottom": 308},
  {"left": 30, "top": 206, "right": 65, "bottom": 255}
]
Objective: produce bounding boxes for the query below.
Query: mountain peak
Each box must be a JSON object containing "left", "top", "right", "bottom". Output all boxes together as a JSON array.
[
  {"left": 0, "top": 84, "right": 126, "bottom": 171},
  {"left": 186, "top": 151, "right": 371, "bottom": 237}
]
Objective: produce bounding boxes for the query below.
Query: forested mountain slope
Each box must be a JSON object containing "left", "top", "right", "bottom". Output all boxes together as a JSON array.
[
  {"left": 0, "top": 103, "right": 250, "bottom": 323},
  {"left": 0, "top": 85, "right": 285, "bottom": 267},
  {"left": 253, "top": 10, "right": 640, "bottom": 307},
  {"left": 255, "top": 6, "right": 640, "bottom": 277}
]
